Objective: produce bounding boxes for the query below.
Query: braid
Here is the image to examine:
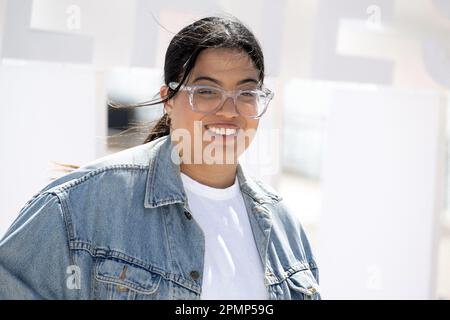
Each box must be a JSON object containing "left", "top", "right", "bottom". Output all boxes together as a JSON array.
[{"left": 143, "top": 113, "right": 171, "bottom": 143}]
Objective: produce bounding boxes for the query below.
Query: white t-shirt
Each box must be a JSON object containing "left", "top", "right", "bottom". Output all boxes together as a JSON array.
[{"left": 180, "top": 172, "right": 268, "bottom": 300}]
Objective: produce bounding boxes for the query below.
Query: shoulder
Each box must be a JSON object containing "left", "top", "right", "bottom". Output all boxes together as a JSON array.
[
  {"left": 79, "top": 139, "right": 159, "bottom": 170},
  {"left": 250, "top": 178, "right": 318, "bottom": 270},
  {"left": 252, "top": 178, "right": 283, "bottom": 202},
  {"left": 41, "top": 137, "right": 167, "bottom": 195},
  {"left": 250, "top": 178, "right": 305, "bottom": 236},
  {"left": 241, "top": 175, "right": 301, "bottom": 232},
  {"left": 17, "top": 138, "right": 170, "bottom": 245}
]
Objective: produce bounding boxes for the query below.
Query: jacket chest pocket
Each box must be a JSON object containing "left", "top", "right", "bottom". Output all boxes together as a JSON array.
[
  {"left": 94, "top": 258, "right": 163, "bottom": 300},
  {"left": 284, "top": 268, "right": 321, "bottom": 300}
]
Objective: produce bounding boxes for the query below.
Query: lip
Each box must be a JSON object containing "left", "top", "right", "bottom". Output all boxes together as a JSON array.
[
  {"left": 203, "top": 123, "right": 240, "bottom": 139},
  {"left": 204, "top": 123, "right": 240, "bottom": 129}
]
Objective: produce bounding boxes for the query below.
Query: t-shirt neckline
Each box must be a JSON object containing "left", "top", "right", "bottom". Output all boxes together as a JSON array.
[{"left": 180, "top": 172, "right": 240, "bottom": 200}]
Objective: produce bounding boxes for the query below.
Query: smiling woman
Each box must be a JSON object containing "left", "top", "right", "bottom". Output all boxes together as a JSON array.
[{"left": 0, "top": 15, "right": 320, "bottom": 300}]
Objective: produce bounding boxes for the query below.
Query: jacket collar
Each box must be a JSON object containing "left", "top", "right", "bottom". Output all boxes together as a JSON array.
[{"left": 143, "top": 135, "right": 282, "bottom": 209}]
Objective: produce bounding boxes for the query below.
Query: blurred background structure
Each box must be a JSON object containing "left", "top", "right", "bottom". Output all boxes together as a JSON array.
[{"left": 0, "top": 0, "right": 449, "bottom": 299}]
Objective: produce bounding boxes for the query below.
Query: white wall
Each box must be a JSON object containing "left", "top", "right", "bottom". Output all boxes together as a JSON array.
[
  {"left": 0, "top": 0, "right": 6, "bottom": 55},
  {"left": 317, "top": 85, "right": 446, "bottom": 299},
  {"left": 0, "top": 62, "right": 97, "bottom": 237}
]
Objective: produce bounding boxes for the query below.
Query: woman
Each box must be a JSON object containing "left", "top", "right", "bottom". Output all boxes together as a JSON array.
[{"left": 0, "top": 16, "right": 320, "bottom": 300}]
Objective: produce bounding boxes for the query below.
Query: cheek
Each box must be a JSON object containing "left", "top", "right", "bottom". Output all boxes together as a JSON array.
[
  {"left": 172, "top": 108, "right": 205, "bottom": 141},
  {"left": 170, "top": 97, "right": 197, "bottom": 130},
  {"left": 246, "top": 119, "right": 259, "bottom": 131}
]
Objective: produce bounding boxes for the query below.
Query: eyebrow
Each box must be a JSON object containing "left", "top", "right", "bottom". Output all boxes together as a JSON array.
[{"left": 192, "top": 76, "right": 259, "bottom": 86}]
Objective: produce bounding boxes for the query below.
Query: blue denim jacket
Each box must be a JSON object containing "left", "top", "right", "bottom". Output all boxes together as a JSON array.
[{"left": 0, "top": 135, "right": 320, "bottom": 300}]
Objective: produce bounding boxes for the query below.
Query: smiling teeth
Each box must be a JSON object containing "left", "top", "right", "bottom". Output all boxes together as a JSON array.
[{"left": 207, "top": 127, "right": 237, "bottom": 135}]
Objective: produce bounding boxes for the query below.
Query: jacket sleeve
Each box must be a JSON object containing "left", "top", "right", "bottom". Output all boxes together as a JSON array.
[
  {"left": 0, "top": 192, "right": 79, "bottom": 299},
  {"left": 298, "top": 223, "right": 320, "bottom": 284}
]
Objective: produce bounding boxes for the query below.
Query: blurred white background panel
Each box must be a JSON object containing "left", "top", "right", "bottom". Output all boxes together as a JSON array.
[
  {"left": 317, "top": 86, "right": 446, "bottom": 299},
  {"left": 0, "top": 61, "right": 96, "bottom": 237}
]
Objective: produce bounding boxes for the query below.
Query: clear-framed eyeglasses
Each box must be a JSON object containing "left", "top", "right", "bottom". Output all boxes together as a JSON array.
[{"left": 168, "top": 82, "right": 274, "bottom": 119}]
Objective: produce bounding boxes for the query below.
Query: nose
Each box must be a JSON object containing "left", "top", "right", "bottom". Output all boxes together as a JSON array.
[{"left": 215, "top": 96, "right": 239, "bottom": 118}]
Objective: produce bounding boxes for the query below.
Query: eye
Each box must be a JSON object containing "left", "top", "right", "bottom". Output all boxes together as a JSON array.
[
  {"left": 197, "top": 88, "right": 219, "bottom": 95},
  {"left": 198, "top": 89, "right": 213, "bottom": 94},
  {"left": 240, "top": 90, "right": 257, "bottom": 97}
]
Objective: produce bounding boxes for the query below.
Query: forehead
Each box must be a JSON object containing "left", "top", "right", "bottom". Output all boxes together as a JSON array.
[{"left": 189, "top": 48, "right": 259, "bottom": 79}]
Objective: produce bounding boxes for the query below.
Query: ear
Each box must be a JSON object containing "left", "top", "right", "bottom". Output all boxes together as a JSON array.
[{"left": 160, "top": 85, "right": 173, "bottom": 114}]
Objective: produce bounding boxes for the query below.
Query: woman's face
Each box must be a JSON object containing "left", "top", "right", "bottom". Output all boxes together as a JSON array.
[{"left": 162, "top": 48, "right": 261, "bottom": 165}]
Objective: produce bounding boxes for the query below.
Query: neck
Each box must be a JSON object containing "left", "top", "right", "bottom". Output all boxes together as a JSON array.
[{"left": 180, "top": 163, "right": 237, "bottom": 189}]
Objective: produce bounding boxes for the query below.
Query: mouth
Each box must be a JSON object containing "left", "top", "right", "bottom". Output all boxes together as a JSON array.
[{"left": 204, "top": 124, "right": 240, "bottom": 137}]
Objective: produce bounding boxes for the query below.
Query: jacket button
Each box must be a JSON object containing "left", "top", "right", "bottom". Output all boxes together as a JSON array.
[
  {"left": 184, "top": 210, "right": 192, "bottom": 220},
  {"left": 189, "top": 270, "right": 200, "bottom": 280}
]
